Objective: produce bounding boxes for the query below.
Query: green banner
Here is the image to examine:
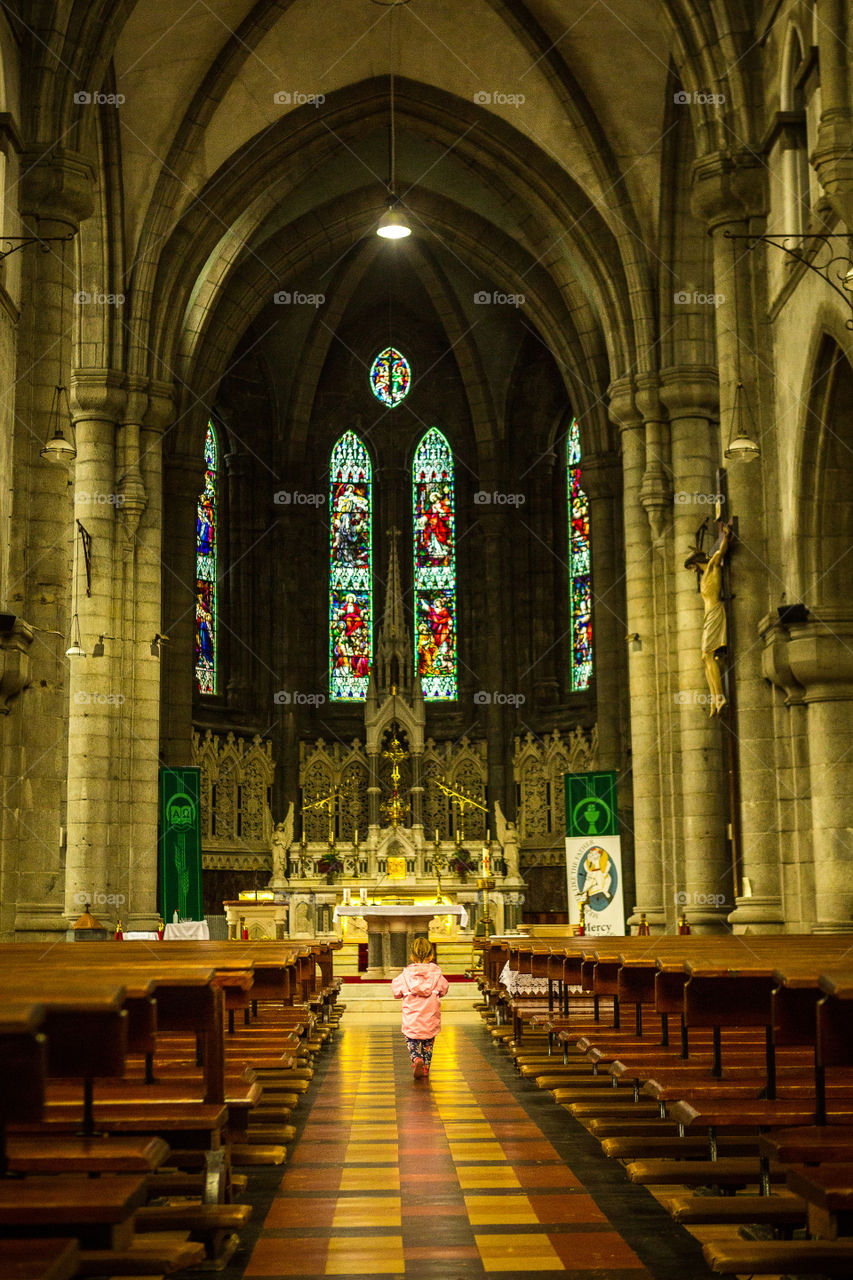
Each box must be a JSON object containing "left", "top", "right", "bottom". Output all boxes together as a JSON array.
[
  {"left": 564, "top": 771, "right": 619, "bottom": 838},
  {"left": 159, "top": 767, "right": 204, "bottom": 921}
]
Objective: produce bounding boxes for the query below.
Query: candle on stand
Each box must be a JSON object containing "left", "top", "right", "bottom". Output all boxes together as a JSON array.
[
  {"left": 434, "top": 828, "right": 440, "bottom": 845},
  {"left": 343, "top": 887, "right": 351, "bottom": 904}
]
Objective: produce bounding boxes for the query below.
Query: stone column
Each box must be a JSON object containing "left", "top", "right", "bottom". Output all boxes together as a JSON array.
[
  {"left": 225, "top": 447, "right": 251, "bottom": 708},
  {"left": 9, "top": 150, "right": 94, "bottom": 939},
  {"left": 660, "top": 370, "right": 731, "bottom": 929},
  {"left": 479, "top": 509, "right": 511, "bottom": 817},
  {"left": 771, "top": 613, "right": 853, "bottom": 931},
  {"left": 63, "top": 371, "right": 126, "bottom": 922},
  {"left": 582, "top": 453, "right": 623, "bottom": 772},
  {"left": 125, "top": 382, "right": 172, "bottom": 930},
  {"left": 812, "top": 0, "right": 853, "bottom": 228},
  {"left": 530, "top": 449, "right": 559, "bottom": 704},
  {"left": 161, "top": 451, "right": 201, "bottom": 766},
  {"left": 691, "top": 153, "right": 784, "bottom": 932},
  {"left": 608, "top": 380, "right": 665, "bottom": 929}
]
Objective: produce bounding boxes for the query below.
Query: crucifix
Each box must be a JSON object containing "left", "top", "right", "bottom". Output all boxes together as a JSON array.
[
  {"left": 303, "top": 789, "right": 337, "bottom": 846},
  {"left": 684, "top": 508, "right": 736, "bottom": 717},
  {"left": 434, "top": 777, "right": 487, "bottom": 842},
  {"left": 380, "top": 734, "right": 410, "bottom": 829}
]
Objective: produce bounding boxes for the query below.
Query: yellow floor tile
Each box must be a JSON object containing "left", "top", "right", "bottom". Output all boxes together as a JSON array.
[
  {"left": 465, "top": 1194, "right": 538, "bottom": 1225},
  {"left": 443, "top": 1124, "right": 495, "bottom": 1139},
  {"left": 339, "top": 1168, "right": 400, "bottom": 1191},
  {"left": 325, "top": 1235, "right": 405, "bottom": 1275},
  {"left": 348, "top": 1126, "right": 399, "bottom": 1139},
  {"left": 475, "top": 1233, "right": 565, "bottom": 1272},
  {"left": 456, "top": 1166, "right": 521, "bottom": 1189},
  {"left": 344, "top": 1142, "right": 399, "bottom": 1163},
  {"left": 449, "top": 1142, "right": 505, "bottom": 1162},
  {"left": 332, "top": 1196, "right": 402, "bottom": 1228}
]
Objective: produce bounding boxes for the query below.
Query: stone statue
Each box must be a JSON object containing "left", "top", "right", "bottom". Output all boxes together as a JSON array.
[
  {"left": 494, "top": 800, "right": 521, "bottom": 879},
  {"left": 684, "top": 524, "right": 732, "bottom": 717},
  {"left": 269, "top": 802, "right": 294, "bottom": 887}
]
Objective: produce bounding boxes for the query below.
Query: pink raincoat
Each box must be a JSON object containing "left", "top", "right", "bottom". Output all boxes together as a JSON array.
[{"left": 391, "top": 962, "right": 449, "bottom": 1039}]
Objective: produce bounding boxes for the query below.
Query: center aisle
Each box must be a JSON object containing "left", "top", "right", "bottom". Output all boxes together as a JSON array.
[{"left": 243, "top": 1017, "right": 713, "bottom": 1278}]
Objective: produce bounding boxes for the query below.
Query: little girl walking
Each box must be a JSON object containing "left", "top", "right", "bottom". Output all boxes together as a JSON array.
[{"left": 391, "top": 936, "right": 449, "bottom": 1079}]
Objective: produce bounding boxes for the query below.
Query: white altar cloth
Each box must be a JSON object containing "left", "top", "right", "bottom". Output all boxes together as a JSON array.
[
  {"left": 164, "top": 920, "right": 210, "bottom": 940},
  {"left": 334, "top": 903, "right": 469, "bottom": 928}
]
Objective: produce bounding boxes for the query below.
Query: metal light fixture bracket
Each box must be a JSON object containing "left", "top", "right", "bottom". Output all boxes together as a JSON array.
[
  {"left": 0, "top": 230, "right": 76, "bottom": 262},
  {"left": 724, "top": 230, "right": 853, "bottom": 328}
]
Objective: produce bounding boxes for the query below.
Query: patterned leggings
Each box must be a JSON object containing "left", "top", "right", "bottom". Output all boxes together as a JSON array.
[{"left": 405, "top": 1037, "right": 435, "bottom": 1068}]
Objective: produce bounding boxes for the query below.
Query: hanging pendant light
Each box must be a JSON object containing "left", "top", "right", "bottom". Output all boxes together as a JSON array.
[
  {"left": 723, "top": 381, "right": 760, "bottom": 462},
  {"left": 40, "top": 239, "right": 76, "bottom": 464},
  {"left": 377, "top": 197, "right": 411, "bottom": 240},
  {"left": 40, "top": 382, "right": 76, "bottom": 463},
  {"left": 376, "top": 3, "right": 411, "bottom": 239}
]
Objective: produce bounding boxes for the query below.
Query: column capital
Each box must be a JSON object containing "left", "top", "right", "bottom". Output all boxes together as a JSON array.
[
  {"left": 659, "top": 366, "right": 719, "bottom": 420},
  {"left": 761, "top": 609, "right": 853, "bottom": 702},
  {"left": 633, "top": 372, "right": 664, "bottom": 424},
  {"left": 813, "top": 112, "right": 853, "bottom": 229},
  {"left": 690, "top": 150, "right": 766, "bottom": 230},
  {"left": 69, "top": 368, "right": 126, "bottom": 424},
  {"left": 606, "top": 377, "right": 641, "bottom": 431},
  {"left": 143, "top": 381, "right": 176, "bottom": 434},
  {"left": 20, "top": 148, "right": 95, "bottom": 228},
  {"left": 581, "top": 452, "right": 620, "bottom": 500}
]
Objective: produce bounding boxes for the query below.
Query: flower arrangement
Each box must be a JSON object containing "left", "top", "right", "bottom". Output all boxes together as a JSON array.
[
  {"left": 451, "top": 849, "right": 476, "bottom": 875},
  {"left": 317, "top": 852, "right": 344, "bottom": 875}
]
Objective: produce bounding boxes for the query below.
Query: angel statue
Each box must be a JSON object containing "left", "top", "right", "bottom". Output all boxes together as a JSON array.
[
  {"left": 269, "top": 802, "right": 294, "bottom": 888},
  {"left": 494, "top": 800, "right": 521, "bottom": 879}
]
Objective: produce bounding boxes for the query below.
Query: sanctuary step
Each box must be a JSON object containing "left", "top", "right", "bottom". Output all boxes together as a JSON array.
[{"left": 340, "top": 977, "right": 479, "bottom": 1013}]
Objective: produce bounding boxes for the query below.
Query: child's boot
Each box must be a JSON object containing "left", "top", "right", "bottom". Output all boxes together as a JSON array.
[{"left": 413, "top": 1056, "right": 425, "bottom": 1079}]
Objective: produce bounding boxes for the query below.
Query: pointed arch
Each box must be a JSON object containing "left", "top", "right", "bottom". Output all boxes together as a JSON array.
[
  {"left": 567, "top": 418, "right": 592, "bottom": 691},
  {"left": 195, "top": 421, "right": 218, "bottom": 694},
  {"left": 413, "top": 427, "right": 456, "bottom": 700},
  {"left": 330, "top": 431, "right": 372, "bottom": 701}
]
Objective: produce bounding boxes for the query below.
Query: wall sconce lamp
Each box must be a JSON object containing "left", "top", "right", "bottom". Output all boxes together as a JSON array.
[
  {"left": 626, "top": 633, "right": 642, "bottom": 652},
  {"left": 150, "top": 633, "right": 169, "bottom": 656},
  {"left": 92, "top": 634, "right": 117, "bottom": 658}
]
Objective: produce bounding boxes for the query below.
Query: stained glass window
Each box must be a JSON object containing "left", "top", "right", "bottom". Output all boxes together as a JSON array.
[
  {"left": 370, "top": 347, "right": 411, "bottom": 407},
  {"left": 568, "top": 417, "right": 592, "bottom": 690},
  {"left": 195, "top": 422, "right": 218, "bottom": 694},
  {"left": 330, "top": 432, "right": 372, "bottom": 701},
  {"left": 413, "top": 428, "right": 456, "bottom": 700}
]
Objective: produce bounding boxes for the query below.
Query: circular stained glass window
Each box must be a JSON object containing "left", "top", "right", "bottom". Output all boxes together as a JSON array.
[{"left": 369, "top": 347, "right": 411, "bottom": 408}]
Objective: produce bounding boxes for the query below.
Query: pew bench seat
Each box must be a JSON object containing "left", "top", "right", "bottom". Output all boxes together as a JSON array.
[
  {"left": 76, "top": 1236, "right": 205, "bottom": 1275},
  {"left": 758, "top": 1124, "right": 853, "bottom": 1164},
  {"left": 663, "top": 1192, "right": 807, "bottom": 1226},
  {"left": 625, "top": 1157, "right": 785, "bottom": 1187},
  {"left": 702, "top": 1238, "right": 853, "bottom": 1275},
  {"left": 670, "top": 1098, "right": 853, "bottom": 1129},
  {"left": 2, "top": 1238, "right": 78, "bottom": 1280},
  {"left": 6, "top": 1135, "right": 170, "bottom": 1175},
  {"left": 0, "top": 1174, "right": 148, "bottom": 1250}
]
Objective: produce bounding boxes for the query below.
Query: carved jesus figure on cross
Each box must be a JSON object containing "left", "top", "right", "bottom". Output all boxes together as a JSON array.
[{"left": 684, "top": 522, "right": 733, "bottom": 717}]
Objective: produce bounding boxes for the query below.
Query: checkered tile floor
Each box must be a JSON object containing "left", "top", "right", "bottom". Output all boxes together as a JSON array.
[{"left": 241, "top": 1021, "right": 690, "bottom": 1278}]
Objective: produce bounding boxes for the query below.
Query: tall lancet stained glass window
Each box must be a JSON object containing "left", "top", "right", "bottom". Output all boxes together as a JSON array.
[
  {"left": 568, "top": 417, "right": 592, "bottom": 690},
  {"left": 195, "top": 422, "right": 218, "bottom": 694},
  {"left": 330, "top": 432, "right": 372, "bottom": 701},
  {"left": 413, "top": 428, "right": 457, "bottom": 700}
]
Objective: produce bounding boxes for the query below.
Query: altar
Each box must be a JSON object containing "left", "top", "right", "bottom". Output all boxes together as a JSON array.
[{"left": 334, "top": 902, "right": 468, "bottom": 976}]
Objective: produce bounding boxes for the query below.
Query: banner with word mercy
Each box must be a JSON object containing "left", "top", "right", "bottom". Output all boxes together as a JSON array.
[
  {"left": 564, "top": 771, "right": 625, "bottom": 935},
  {"left": 159, "top": 767, "right": 204, "bottom": 922}
]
